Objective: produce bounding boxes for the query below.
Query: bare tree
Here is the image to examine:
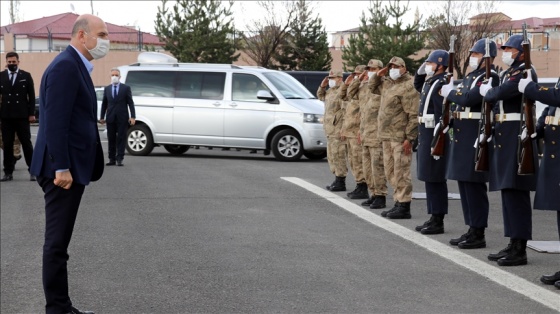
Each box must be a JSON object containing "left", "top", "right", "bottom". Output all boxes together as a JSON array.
[
  {"left": 424, "top": 0, "right": 502, "bottom": 78},
  {"left": 9, "top": 0, "right": 21, "bottom": 24},
  {"left": 241, "top": 1, "right": 297, "bottom": 68}
]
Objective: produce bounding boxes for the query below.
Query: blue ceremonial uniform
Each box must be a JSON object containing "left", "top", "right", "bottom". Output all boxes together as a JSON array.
[
  {"left": 446, "top": 66, "right": 499, "bottom": 229},
  {"left": 483, "top": 60, "right": 538, "bottom": 240},
  {"left": 414, "top": 72, "right": 448, "bottom": 215},
  {"left": 528, "top": 78, "right": 560, "bottom": 239}
]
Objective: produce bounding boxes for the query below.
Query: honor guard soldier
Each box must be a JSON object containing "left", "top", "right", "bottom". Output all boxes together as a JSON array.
[
  {"left": 341, "top": 65, "right": 369, "bottom": 199},
  {"left": 370, "top": 57, "right": 419, "bottom": 219},
  {"left": 479, "top": 34, "right": 538, "bottom": 266},
  {"left": 318, "top": 70, "right": 349, "bottom": 192},
  {"left": 413, "top": 50, "right": 450, "bottom": 234},
  {"left": 518, "top": 75, "right": 560, "bottom": 288},
  {"left": 441, "top": 39, "right": 500, "bottom": 248}
]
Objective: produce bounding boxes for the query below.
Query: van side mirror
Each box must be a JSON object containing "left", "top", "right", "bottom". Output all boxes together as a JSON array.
[{"left": 257, "top": 90, "right": 276, "bottom": 101}]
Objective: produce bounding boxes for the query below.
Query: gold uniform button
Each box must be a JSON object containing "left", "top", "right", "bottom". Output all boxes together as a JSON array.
[
  {"left": 498, "top": 133, "right": 502, "bottom": 136},
  {"left": 552, "top": 155, "right": 556, "bottom": 159},
  {"left": 455, "top": 140, "right": 458, "bottom": 143},
  {"left": 457, "top": 129, "right": 460, "bottom": 132},
  {"left": 552, "top": 141, "right": 556, "bottom": 145},
  {"left": 498, "top": 145, "right": 502, "bottom": 148},
  {"left": 553, "top": 127, "right": 557, "bottom": 131}
]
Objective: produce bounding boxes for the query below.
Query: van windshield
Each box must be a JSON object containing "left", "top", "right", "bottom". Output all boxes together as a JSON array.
[{"left": 263, "top": 72, "right": 316, "bottom": 99}]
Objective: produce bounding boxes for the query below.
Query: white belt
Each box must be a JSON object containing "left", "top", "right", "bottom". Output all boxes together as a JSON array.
[
  {"left": 545, "top": 116, "right": 560, "bottom": 125},
  {"left": 453, "top": 112, "right": 481, "bottom": 120},
  {"left": 495, "top": 113, "right": 521, "bottom": 122},
  {"left": 418, "top": 114, "right": 434, "bottom": 124}
]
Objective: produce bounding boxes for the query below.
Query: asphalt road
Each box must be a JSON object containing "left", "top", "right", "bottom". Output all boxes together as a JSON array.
[{"left": 1, "top": 126, "right": 559, "bottom": 314}]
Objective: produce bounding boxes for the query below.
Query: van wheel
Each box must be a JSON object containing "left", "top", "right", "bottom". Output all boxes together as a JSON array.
[
  {"left": 271, "top": 129, "right": 303, "bottom": 161},
  {"left": 126, "top": 125, "right": 154, "bottom": 156},
  {"left": 164, "top": 145, "right": 190, "bottom": 155},
  {"left": 303, "top": 151, "right": 327, "bottom": 160}
]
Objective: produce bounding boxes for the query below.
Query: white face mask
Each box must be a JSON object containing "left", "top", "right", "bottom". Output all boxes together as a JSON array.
[
  {"left": 368, "top": 71, "right": 375, "bottom": 78},
  {"left": 85, "top": 32, "right": 110, "bottom": 60},
  {"left": 501, "top": 51, "right": 514, "bottom": 67},
  {"left": 328, "top": 79, "right": 336, "bottom": 88},
  {"left": 469, "top": 56, "right": 480, "bottom": 70},
  {"left": 425, "top": 65, "right": 435, "bottom": 77},
  {"left": 389, "top": 68, "right": 401, "bottom": 80},
  {"left": 111, "top": 76, "right": 120, "bottom": 84}
]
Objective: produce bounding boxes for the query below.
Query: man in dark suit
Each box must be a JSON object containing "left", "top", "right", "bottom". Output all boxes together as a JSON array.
[
  {"left": 30, "top": 14, "right": 107, "bottom": 314},
  {"left": 0, "top": 51, "right": 36, "bottom": 181},
  {"left": 99, "top": 68, "right": 135, "bottom": 166}
]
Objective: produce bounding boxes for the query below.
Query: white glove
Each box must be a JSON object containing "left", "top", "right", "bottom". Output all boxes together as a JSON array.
[
  {"left": 433, "top": 156, "right": 440, "bottom": 160},
  {"left": 518, "top": 70, "right": 532, "bottom": 93},
  {"left": 479, "top": 77, "right": 493, "bottom": 97},
  {"left": 443, "top": 125, "right": 449, "bottom": 134},
  {"left": 417, "top": 63, "right": 426, "bottom": 75},
  {"left": 441, "top": 77, "right": 454, "bottom": 98},
  {"left": 520, "top": 127, "right": 537, "bottom": 140},
  {"left": 433, "top": 123, "right": 440, "bottom": 136}
]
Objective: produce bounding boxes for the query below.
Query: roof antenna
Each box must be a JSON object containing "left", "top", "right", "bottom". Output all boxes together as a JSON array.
[{"left": 70, "top": 3, "right": 76, "bottom": 13}]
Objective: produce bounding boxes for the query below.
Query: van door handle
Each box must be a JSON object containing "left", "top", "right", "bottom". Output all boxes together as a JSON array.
[
  {"left": 229, "top": 103, "right": 238, "bottom": 108},
  {"left": 213, "top": 102, "right": 221, "bottom": 107}
]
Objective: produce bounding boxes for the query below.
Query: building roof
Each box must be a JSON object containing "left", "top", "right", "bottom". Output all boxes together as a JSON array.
[
  {"left": 0, "top": 12, "right": 163, "bottom": 46},
  {"left": 470, "top": 12, "right": 511, "bottom": 20}
]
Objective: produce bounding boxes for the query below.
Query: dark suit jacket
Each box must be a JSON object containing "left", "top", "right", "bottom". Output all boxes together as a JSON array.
[
  {"left": 30, "top": 46, "right": 104, "bottom": 185},
  {"left": 0, "top": 69, "right": 35, "bottom": 119},
  {"left": 100, "top": 83, "right": 135, "bottom": 123}
]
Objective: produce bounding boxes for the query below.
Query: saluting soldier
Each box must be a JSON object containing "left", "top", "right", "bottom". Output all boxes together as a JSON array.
[
  {"left": 518, "top": 75, "right": 560, "bottom": 288},
  {"left": 479, "top": 34, "right": 538, "bottom": 266},
  {"left": 341, "top": 65, "right": 369, "bottom": 199},
  {"left": 413, "top": 50, "right": 450, "bottom": 235},
  {"left": 318, "top": 70, "right": 348, "bottom": 192},
  {"left": 441, "top": 39, "right": 500, "bottom": 248}
]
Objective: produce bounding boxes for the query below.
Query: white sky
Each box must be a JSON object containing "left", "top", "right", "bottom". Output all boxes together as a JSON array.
[{"left": 1, "top": 1, "right": 559, "bottom": 36}]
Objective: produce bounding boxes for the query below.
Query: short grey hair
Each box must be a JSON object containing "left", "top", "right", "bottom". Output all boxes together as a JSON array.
[{"left": 110, "top": 68, "right": 121, "bottom": 75}]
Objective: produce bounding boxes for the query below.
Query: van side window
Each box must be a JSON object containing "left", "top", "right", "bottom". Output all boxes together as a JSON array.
[
  {"left": 177, "top": 72, "right": 226, "bottom": 100},
  {"left": 127, "top": 71, "right": 175, "bottom": 97},
  {"left": 232, "top": 73, "right": 270, "bottom": 103}
]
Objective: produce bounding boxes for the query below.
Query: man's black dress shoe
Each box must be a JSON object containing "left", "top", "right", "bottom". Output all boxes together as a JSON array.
[
  {"left": 117, "top": 160, "right": 123, "bottom": 166},
  {"left": 0, "top": 174, "right": 13, "bottom": 182},
  {"left": 106, "top": 161, "right": 116, "bottom": 166},
  {"left": 67, "top": 306, "right": 94, "bottom": 314}
]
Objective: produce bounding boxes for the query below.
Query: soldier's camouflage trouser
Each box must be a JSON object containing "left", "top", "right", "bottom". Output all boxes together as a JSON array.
[
  {"left": 382, "top": 141, "right": 412, "bottom": 203},
  {"left": 347, "top": 137, "right": 365, "bottom": 183},
  {"left": 326, "top": 135, "right": 348, "bottom": 177},
  {"left": 363, "top": 140, "right": 387, "bottom": 196},
  {"left": 0, "top": 132, "right": 21, "bottom": 158}
]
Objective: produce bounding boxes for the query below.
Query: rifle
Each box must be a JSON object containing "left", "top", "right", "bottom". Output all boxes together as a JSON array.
[
  {"left": 517, "top": 22, "right": 536, "bottom": 175},
  {"left": 431, "top": 35, "right": 456, "bottom": 157},
  {"left": 474, "top": 38, "right": 493, "bottom": 172}
]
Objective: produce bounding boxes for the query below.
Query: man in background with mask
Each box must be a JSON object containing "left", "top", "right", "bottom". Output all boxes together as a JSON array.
[
  {"left": 479, "top": 34, "right": 538, "bottom": 267},
  {"left": 370, "top": 57, "right": 419, "bottom": 219},
  {"left": 318, "top": 69, "right": 348, "bottom": 191},
  {"left": 441, "top": 39, "right": 499, "bottom": 249},
  {"left": 30, "top": 14, "right": 107, "bottom": 314},
  {"left": 100, "top": 68, "right": 135, "bottom": 166},
  {"left": 0, "top": 51, "right": 36, "bottom": 182}
]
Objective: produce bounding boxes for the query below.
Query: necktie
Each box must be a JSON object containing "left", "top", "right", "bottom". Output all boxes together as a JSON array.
[
  {"left": 10, "top": 72, "right": 16, "bottom": 85},
  {"left": 113, "top": 85, "right": 117, "bottom": 98}
]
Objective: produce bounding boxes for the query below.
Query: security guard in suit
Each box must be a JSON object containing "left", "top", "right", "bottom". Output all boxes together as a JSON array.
[
  {"left": 441, "top": 39, "right": 500, "bottom": 249},
  {"left": 413, "top": 50, "right": 450, "bottom": 235},
  {"left": 519, "top": 75, "right": 560, "bottom": 288},
  {"left": 0, "top": 51, "right": 36, "bottom": 181},
  {"left": 480, "top": 34, "right": 538, "bottom": 266}
]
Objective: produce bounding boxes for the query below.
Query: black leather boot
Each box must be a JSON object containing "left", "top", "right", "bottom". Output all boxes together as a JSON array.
[
  {"left": 328, "top": 176, "right": 346, "bottom": 192},
  {"left": 450, "top": 228, "right": 472, "bottom": 246},
  {"left": 348, "top": 182, "right": 369, "bottom": 199},
  {"left": 326, "top": 177, "right": 337, "bottom": 190},
  {"left": 458, "top": 227, "right": 486, "bottom": 249},
  {"left": 497, "top": 239, "right": 527, "bottom": 266},
  {"left": 420, "top": 214, "right": 444, "bottom": 234},
  {"left": 488, "top": 240, "right": 514, "bottom": 261},
  {"left": 540, "top": 271, "right": 560, "bottom": 285},
  {"left": 381, "top": 202, "right": 400, "bottom": 217},
  {"left": 415, "top": 216, "right": 434, "bottom": 232},
  {"left": 361, "top": 196, "right": 376, "bottom": 206},
  {"left": 369, "top": 195, "right": 386, "bottom": 209},
  {"left": 386, "top": 202, "right": 411, "bottom": 219}
]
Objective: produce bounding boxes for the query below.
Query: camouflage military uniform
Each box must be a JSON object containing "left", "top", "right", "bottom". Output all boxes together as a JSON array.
[
  {"left": 371, "top": 58, "right": 419, "bottom": 209},
  {"left": 342, "top": 66, "right": 366, "bottom": 181},
  {"left": 317, "top": 72, "right": 348, "bottom": 179}
]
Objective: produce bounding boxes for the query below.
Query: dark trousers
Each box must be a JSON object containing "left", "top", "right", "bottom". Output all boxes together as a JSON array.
[
  {"left": 557, "top": 211, "right": 560, "bottom": 241},
  {"left": 501, "top": 188, "right": 532, "bottom": 240},
  {"left": 37, "top": 176, "right": 85, "bottom": 314},
  {"left": 458, "top": 181, "right": 489, "bottom": 229},
  {"left": 106, "top": 119, "right": 127, "bottom": 161},
  {"left": 425, "top": 181, "right": 448, "bottom": 215},
  {"left": 1, "top": 118, "right": 33, "bottom": 174}
]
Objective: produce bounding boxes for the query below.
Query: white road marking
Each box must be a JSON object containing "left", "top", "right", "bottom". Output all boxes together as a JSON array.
[{"left": 282, "top": 177, "right": 560, "bottom": 312}]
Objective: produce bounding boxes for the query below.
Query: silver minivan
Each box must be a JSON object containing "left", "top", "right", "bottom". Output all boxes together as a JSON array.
[{"left": 118, "top": 52, "right": 327, "bottom": 161}]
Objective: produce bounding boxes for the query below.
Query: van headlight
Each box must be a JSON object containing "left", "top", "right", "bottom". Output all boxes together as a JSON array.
[{"left": 303, "top": 113, "right": 323, "bottom": 124}]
